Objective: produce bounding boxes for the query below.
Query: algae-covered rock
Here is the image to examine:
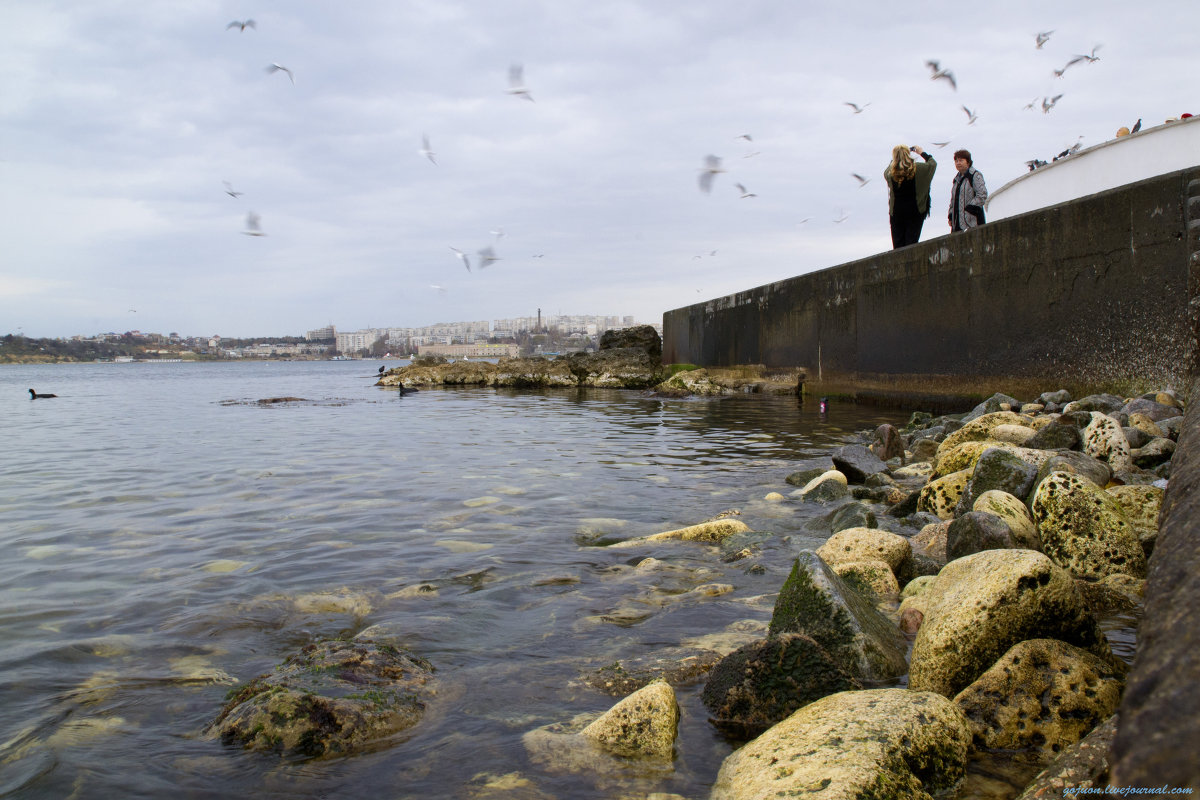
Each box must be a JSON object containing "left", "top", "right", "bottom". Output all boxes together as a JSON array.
[
  {"left": 640, "top": 518, "right": 751, "bottom": 544},
  {"left": 207, "top": 640, "right": 435, "bottom": 758},
  {"left": 701, "top": 633, "right": 862, "bottom": 738},
  {"left": 908, "top": 550, "right": 1114, "bottom": 698},
  {"left": 580, "top": 647, "right": 723, "bottom": 696},
  {"left": 954, "top": 639, "right": 1124, "bottom": 762},
  {"left": 580, "top": 679, "right": 679, "bottom": 760},
  {"left": 709, "top": 688, "right": 971, "bottom": 800},
  {"left": 768, "top": 551, "right": 908, "bottom": 681},
  {"left": 933, "top": 441, "right": 1051, "bottom": 480},
  {"left": 796, "top": 470, "right": 850, "bottom": 503},
  {"left": 816, "top": 527, "right": 911, "bottom": 572},
  {"left": 1031, "top": 472, "right": 1147, "bottom": 580}
]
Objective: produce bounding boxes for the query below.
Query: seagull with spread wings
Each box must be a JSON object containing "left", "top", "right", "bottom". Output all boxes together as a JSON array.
[
  {"left": 506, "top": 64, "right": 533, "bottom": 101},
  {"left": 227, "top": 19, "right": 256, "bottom": 31},
  {"left": 267, "top": 63, "right": 295, "bottom": 84},
  {"left": 925, "top": 60, "right": 957, "bottom": 90},
  {"left": 698, "top": 154, "right": 725, "bottom": 193}
]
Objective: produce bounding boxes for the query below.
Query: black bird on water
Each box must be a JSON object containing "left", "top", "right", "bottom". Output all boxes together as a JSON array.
[
  {"left": 378, "top": 365, "right": 386, "bottom": 376},
  {"left": 396, "top": 379, "right": 418, "bottom": 396},
  {"left": 29, "top": 389, "right": 57, "bottom": 399}
]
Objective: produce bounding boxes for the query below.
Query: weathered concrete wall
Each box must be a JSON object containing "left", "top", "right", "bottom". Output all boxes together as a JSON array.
[
  {"left": 663, "top": 167, "right": 1199, "bottom": 398},
  {"left": 1110, "top": 174, "right": 1200, "bottom": 790}
]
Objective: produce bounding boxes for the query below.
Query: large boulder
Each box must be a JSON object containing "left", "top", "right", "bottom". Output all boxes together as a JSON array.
[
  {"left": 936, "top": 411, "right": 1033, "bottom": 457},
  {"left": 492, "top": 356, "right": 577, "bottom": 387},
  {"left": 709, "top": 689, "right": 972, "bottom": 800},
  {"left": 701, "top": 633, "right": 861, "bottom": 738},
  {"left": 1031, "top": 472, "right": 1147, "bottom": 580},
  {"left": 769, "top": 551, "right": 909, "bottom": 681},
  {"left": 1106, "top": 484, "right": 1164, "bottom": 554},
  {"left": 908, "top": 550, "right": 1115, "bottom": 698},
  {"left": 917, "top": 469, "right": 971, "bottom": 519},
  {"left": 598, "top": 324, "right": 661, "bottom": 359},
  {"left": 565, "top": 348, "right": 665, "bottom": 388},
  {"left": 206, "top": 640, "right": 435, "bottom": 758},
  {"left": 954, "top": 639, "right": 1124, "bottom": 762}
]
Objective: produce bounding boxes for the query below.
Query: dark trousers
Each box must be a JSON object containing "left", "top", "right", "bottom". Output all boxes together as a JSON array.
[{"left": 890, "top": 215, "right": 924, "bottom": 249}]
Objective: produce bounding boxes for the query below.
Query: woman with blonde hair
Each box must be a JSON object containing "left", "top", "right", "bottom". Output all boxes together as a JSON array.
[{"left": 884, "top": 143, "right": 936, "bottom": 248}]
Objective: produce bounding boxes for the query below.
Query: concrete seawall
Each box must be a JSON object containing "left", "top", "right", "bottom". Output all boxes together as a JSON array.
[
  {"left": 663, "top": 167, "right": 1200, "bottom": 788},
  {"left": 663, "top": 166, "right": 1200, "bottom": 400}
]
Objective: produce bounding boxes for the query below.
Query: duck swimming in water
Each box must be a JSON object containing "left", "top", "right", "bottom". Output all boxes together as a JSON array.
[
  {"left": 396, "top": 379, "right": 418, "bottom": 396},
  {"left": 29, "top": 389, "right": 57, "bottom": 399}
]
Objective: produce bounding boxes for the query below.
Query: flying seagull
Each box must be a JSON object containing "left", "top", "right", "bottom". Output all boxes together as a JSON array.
[
  {"left": 932, "top": 141, "right": 951, "bottom": 148},
  {"left": 242, "top": 211, "right": 265, "bottom": 236},
  {"left": 843, "top": 102, "right": 871, "bottom": 114},
  {"left": 1023, "top": 97, "right": 1038, "bottom": 111},
  {"left": 833, "top": 209, "right": 849, "bottom": 224},
  {"left": 698, "top": 154, "right": 725, "bottom": 193},
  {"left": 490, "top": 227, "right": 505, "bottom": 241},
  {"left": 735, "top": 182, "right": 756, "bottom": 198},
  {"left": 1075, "top": 44, "right": 1102, "bottom": 63},
  {"left": 477, "top": 246, "right": 500, "bottom": 268},
  {"left": 419, "top": 134, "right": 436, "bottom": 165},
  {"left": 962, "top": 106, "right": 978, "bottom": 125},
  {"left": 430, "top": 284, "right": 447, "bottom": 295},
  {"left": 450, "top": 247, "right": 471, "bottom": 272},
  {"left": 222, "top": 181, "right": 243, "bottom": 198},
  {"left": 851, "top": 173, "right": 870, "bottom": 187},
  {"left": 506, "top": 64, "right": 533, "bottom": 101},
  {"left": 1035, "top": 30, "right": 1053, "bottom": 48},
  {"left": 267, "top": 63, "right": 295, "bottom": 84},
  {"left": 227, "top": 19, "right": 256, "bottom": 31},
  {"left": 925, "top": 60, "right": 957, "bottom": 90},
  {"left": 1042, "top": 94, "right": 1063, "bottom": 113}
]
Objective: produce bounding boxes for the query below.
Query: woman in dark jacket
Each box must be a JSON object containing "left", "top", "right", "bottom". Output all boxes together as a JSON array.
[
  {"left": 884, "top": 144, "right": 937, "bottom": 249},
  {"left": 948, "top": 149, "right": 988, "bottom": 231}
]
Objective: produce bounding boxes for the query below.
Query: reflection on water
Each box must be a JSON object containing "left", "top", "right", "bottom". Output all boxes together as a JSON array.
[{"left": 0, "top": 362, "right": 1140, "bottom": 799}]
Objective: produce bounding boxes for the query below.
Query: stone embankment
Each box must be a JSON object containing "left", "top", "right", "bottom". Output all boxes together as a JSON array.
[{"left": 376, "top": 325, "right": 804, "bottom": 395}]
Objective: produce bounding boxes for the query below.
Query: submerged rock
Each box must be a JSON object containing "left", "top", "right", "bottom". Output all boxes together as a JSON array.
[
  {"left": 702, "top": 633, "right": 862, "bottom": 738},
  {"left": 207, "top": 640, "right": 435, "bottom": 758},
  {"left": 709, "top": 689, "right": 971, "bottom": 800}
]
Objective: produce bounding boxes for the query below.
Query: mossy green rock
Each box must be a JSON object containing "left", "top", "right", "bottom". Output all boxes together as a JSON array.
[
  {"left": 908, "top": 550, "right": 1114, "bottom": 698},
  {"left": 954, "top": 639, "right": 1124, "bottom": 763},
  {"left": 1031, "top": 472, "right": 1147, "bottom": 580},
  {"left": 207, "top": 640, "right": 435, "bottom": 758},
  {"left": 702, "top": 633, "right": 862, "bottom": 738},
  {"left": 709, "top": 688, "right": 971, "bottom": 800},
  {"left": 769, "top": 551, "right": 908, "bottom": 681},
  {"left": 956, "top": 447, "right": 1038, "bottom": 513}
]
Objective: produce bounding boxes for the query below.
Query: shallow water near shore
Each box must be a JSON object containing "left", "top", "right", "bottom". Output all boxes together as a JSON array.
[{"left": 0, "top": 361, "right": 1135, "bottom": 799}]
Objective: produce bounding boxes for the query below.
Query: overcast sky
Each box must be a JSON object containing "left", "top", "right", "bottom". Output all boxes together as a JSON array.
[{"left": 3, "top": 0, "right": 1196, "bottom": 339}]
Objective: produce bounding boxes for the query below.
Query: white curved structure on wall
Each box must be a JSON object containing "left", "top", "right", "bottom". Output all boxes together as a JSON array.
[{"left": 986, "top": 116, "right": 1200, "bottom": 221}]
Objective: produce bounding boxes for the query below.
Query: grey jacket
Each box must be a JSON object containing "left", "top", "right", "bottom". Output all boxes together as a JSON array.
[{"left": 949, "top": 167, "right": 988, "bottom": 231}]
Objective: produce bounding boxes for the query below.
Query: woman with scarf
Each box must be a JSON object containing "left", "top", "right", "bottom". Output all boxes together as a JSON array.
[{"left": 884, "top": 144, "right": 937, "bottom": 249}]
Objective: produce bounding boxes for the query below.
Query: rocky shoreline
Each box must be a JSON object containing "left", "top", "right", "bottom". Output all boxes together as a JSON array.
[{"left": 209, "top": 328, "right": 1183, "bottom": 798}]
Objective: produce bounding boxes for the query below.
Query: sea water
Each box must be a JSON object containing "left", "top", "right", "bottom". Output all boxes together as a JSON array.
[{"left": 0, "top": 361, "right": 1053, "bottom": 798}]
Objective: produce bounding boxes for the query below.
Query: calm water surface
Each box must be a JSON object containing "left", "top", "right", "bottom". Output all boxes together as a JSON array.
[{"left": 0, "top": 361, "right": 957, "bottom": 798}]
